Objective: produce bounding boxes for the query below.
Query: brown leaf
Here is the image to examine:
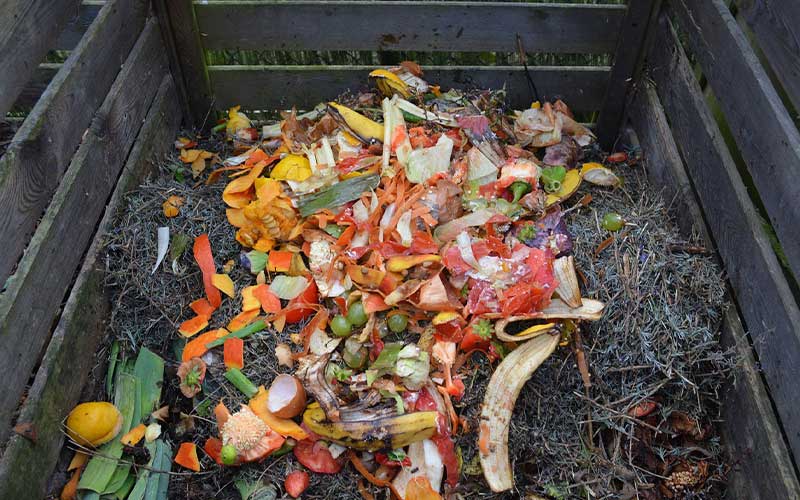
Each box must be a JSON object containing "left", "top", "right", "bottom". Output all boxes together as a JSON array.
[{"left": 399, "top": 61, "right": 423, "bottom": 76}]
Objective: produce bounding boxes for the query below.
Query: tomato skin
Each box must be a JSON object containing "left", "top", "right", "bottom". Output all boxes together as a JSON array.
[
  {"left": 285, "top": 470, "right": 310, "bottom": 498},
  {"left": 434, "top": 320, "right": 463, "bottom": 343},
  {"left": 285, "top": 280, "right": 319, "bottom": 323},
  {"left": 460, "top": 325, "right": 490, "bottom": 354},
  {"left": 433, "top": 414, "right": 459, "bottom": 487},
  {"left": 410, "top": 231, "right": 438, "bottom": 254},
  {"left": 293, "top": 439, "right": 345, "bottom": 474}
]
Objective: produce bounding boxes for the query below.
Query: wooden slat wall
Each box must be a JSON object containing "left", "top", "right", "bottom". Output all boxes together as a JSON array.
[
  {"left": 161, "top": 0, "right": 626, "bottom": 127},
  {"left": 0, "top": 0, "right": 149, "bottom": 290},
  {"left": 648, "top": 14, "right": 800, "bottom": 462},
  {"left": 12, "top": 63, "right": 61, "bottom": 111},
  {"left": 0, "top": 0, "right": 81, "bottom": 117},
  {"left": 209, "top": 65, "right": 610, "bottom": 112},
  {"left": 194, "top": 1, "right": 625, "bottom": 53},
  {"left": 734, "top": 0, "right": 800, "bottom": 113},
  {"left": 0, "top": 17, "right": 168, "bottom": 445},
  {"left": 629, "top": 85, "right": 800, "bottom": 499},
  {"left": 53, "top": 1, "right": 104, "bottom": 51},
  {"left": 669, "top": 0, "right": 800, "bottom": 288},
  {"left": 595, "top": 0, "right": 659, "bottom": 148},
  {"left": 0, "top": 74, "right": 181, "bottom": 500}
]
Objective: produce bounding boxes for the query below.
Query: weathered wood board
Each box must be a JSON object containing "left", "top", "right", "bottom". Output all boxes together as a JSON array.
[
  {"left": 0, "top": 0, "right": 81, "bottom": 117},
  {"left": 0, "top": 75, "right": 180, "bottom": 499},
  {"left": 195, "top": 1, "right": 625, "bottom": 54},
  {"left": 649, "top": 15, "right": 800, "bottom": 459},
  {"left": 0, "top": 18, "right": 168, "bottom": 446},
  {"left": 0, "top": 0, "right": 149, "bottom": 287},
  {"left": 629, "top": 84, "right": 800, "bottom": 498},
  {"left": 209, "top": 65, "right": 610, "bottom": 112}
]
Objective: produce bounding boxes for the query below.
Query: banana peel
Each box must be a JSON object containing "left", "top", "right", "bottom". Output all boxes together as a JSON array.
[
  {"left": 370, "top": 69, "right": 410, "bottom": 98},
  {"left": 479, "top": 334, "right": 560, "bottom": 492},
  {"left": 328, "top": 102, "right": 384, "bottom": 144},
  {"left": 303, "top": 402, "right": 437, "bottom": 451}
]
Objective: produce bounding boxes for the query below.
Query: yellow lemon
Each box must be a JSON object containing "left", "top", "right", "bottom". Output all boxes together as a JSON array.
[{"left": 65, "top": 402, "right": 123, "bottom": 447}]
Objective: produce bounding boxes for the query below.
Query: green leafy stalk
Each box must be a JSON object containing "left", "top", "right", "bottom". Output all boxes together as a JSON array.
[
  {"left": 225, "top": 368, "right": 259, "bottom": 398},
  {"left": 105, "top": 341, "right": 119, "bottom": 398},
  {"left": 206, "top": 320, "right": 267, "bottom": 349}
]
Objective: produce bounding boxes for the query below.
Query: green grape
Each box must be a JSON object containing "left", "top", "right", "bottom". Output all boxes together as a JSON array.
[
  {"left": 346, "top": 301, "right": 368, "bottom": 327},
  {"left": 330, "top": 315, "right": 353, "bottom": 337},
  {"left": 387, "top": 313, "right": 408, "bottom": 333},
  {"left": 602, "top": 212, "right": 624, "bottom": 231},
  {"left": 343, "top": 346, "right": 368, "bottom": 369}
]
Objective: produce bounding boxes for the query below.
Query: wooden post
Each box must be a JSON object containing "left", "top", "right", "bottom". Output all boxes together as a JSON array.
[
  {"left": 153, "top": 0, "right": 213, "bottom": 129},
  {"left": 595, "top": 0, "right": 660, "bottom": 150}
]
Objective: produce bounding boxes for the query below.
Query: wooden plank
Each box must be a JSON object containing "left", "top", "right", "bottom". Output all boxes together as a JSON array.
[
  {"left": 0, "top": 74, "right": 181, "bottom": 499},
  {"left": 151, "top": 0, "right": 194, "bottom": 127},
  {"left": 195, "top": 1, "right": 625, "bottom": 54},
  {"left": 11, "top": 63, "right": 61, "bottom": 112},
  {"left": 628, "top": 85, "right": 708, "bottom": 240},
  {"left": 669, "top": 0, "right": 800, "bottom": 289},
  {"left": 720, "top": 309, "right": 800, "bottom": 500},
  {"left": 629, "top": 85, "right": 800, "bottom": 498},
  {"left": 649, "top": 15, "right": 800, "bottom": 459},
  {"left": 0, "top": 0, "right": 81, "bottom": 117},
  {"left": 159, "top": 0, "right": 213, "bottom": 129},
  {"left": 0, "top": 19, "right": 168, "bottom": 446},
  {"left": 0, "top": 0, "right": 149, "bottom": 287},
  {"left": 595, "top": 0, "right": 659, "bottom": 149},
  {"left": 209, "top": 65, "right": 610, "bottom": 112},
  {"left": 734, "top": 0, "right": 800, "bottom": 113},
  {"left": 53, "top": 2, "right": 104, "bottom": 51}
]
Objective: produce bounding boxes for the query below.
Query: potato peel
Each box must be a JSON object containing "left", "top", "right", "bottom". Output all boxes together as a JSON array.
[{"left": 479, "top": 333, "right": 560, "bottom": 492}]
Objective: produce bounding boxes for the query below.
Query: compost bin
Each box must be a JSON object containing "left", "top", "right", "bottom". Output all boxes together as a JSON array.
[{"left": 0, "top": 1, "right": 798, "bottom": 499}]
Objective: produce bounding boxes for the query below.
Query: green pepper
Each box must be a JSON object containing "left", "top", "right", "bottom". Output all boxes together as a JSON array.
[
  {"left": 509, "top": 180, "right": 532, "bottom": 203},
  {"left": 540, "top": 166, "right": 566, "bottom": 193}
]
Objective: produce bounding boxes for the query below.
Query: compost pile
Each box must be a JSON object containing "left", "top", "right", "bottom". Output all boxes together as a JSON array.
[{"left": 59, "top": 65, "right": 732, "bottom": 500}]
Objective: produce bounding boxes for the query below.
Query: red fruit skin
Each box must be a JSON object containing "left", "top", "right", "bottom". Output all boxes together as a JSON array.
[{"left": 285, "top": 470, "right": 310, "bottom": 498}]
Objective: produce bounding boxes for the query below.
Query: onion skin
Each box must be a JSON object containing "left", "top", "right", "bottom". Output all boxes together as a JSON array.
[
  {"left": 479, "top": 334, "right": 560, "bottom": 492},
  {"left": 267, "top": 374, "right": 307, "bottom": 419}
]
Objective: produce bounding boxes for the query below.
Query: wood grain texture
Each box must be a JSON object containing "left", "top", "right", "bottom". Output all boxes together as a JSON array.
[
  {"left": 735, "top": 0, "right": 800, "bottom": 113},
  {"left": 595, "top": 0, "right": 658, "bottom": 149},
  {"left": 649, "top": 15, "right": 800, "bottom": 459},
  {"left": 209, "top": 65, "right": 610, "bottom": 112},
  {"left": 0, "top": 0, "right": 81, "bottom": 117},
  {"left": 670, "top": 0, "right": 800, "bottom": 288},
  {"left": 195, "top": 1, "right": 625, "bottom": 54},
  {"left": 0, "top": 19, "right": 168, "bottom": 446},
  {"left": 720, "top": 309, "right": 800, "bottom": 499},
  {"left": 0, "top": 0, "right": 149, "bottom": 287},
  {"left": 629, "top": 86, "right": 800, "bottom": 498},
  {"left": 160, "top": 0, "right": 213, "bottom": 129},
  {"left": 628, "top": 85, "right": 708, "bottom": 240},
  {"left": 53, "top": 1, "right": 104, "bottom": 51},
  {"left": 0, "top": 75, "right": 181, "bottom": 499},
  {"left": 11, "top": 63, "right": 61, "bottom": 112}
]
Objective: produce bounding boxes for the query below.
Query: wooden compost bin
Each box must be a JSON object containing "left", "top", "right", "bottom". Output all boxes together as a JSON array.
[{"left": 0, "top": 1, "right": 798, "bottom": 498}]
